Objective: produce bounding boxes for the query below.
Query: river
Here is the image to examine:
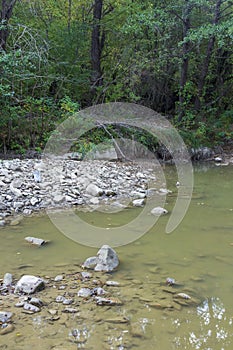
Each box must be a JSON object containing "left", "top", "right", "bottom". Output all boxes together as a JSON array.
[{"left": 0, "top": 163, "right": 232, "bottom": 349}]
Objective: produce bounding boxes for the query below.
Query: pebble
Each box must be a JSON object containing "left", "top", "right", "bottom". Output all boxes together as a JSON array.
[
  {"left": 23, "top": 303, "right": 40, "bottom": 313},
  {"left": 63, "top": 307, "right": 78, "bottom": 313},
  {"left": 62, "top": 298, "right": 73, "bottom": 305},
  {"left": 95, "top": 297, "right": 123, "bottom": 306},
  {"left": 81, "top": 272, "right": 92, "bottom": 279},
  {"left": 105, "top": 281, "right": 120, "bottom": 287},
  {"left": 56, "top": 296, "right": 66, "bottom": 303},
  {"left": 175, "top": 292, "right": 191, "bottom": 300},
  {"left": 54, "top": 275, "right": 63, "bottom": 282}
]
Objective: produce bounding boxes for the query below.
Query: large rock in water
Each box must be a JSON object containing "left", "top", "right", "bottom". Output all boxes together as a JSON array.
[
  {"left": 82, "top": 245, "right": 119, "bottom": 272},
  {"left": 95, "top": 245, "right": 119, "bottom": 272},
  {"left": 14, "top": 275, "right": 45, "bottom": 294}
]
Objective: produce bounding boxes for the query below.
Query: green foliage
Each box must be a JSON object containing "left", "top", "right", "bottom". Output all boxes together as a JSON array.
[{"left": 0, "top": 0, "right": 232, "bottom": 153}]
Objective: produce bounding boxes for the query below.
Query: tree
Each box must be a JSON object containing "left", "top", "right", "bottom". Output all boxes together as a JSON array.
[{"left": 0, "top": 0, "right": 18, "bottom": 51}]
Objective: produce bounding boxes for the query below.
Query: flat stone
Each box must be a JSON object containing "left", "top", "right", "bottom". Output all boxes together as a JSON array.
[
  {"left": 0, "top": 311, "right": 12, "bottom": 323},
  {"left": 95, "top": 297, "right": 122, "bottom": 306},
  {"left": 132, "top": 199, "right": 145, "bottom": 207},
  {"left": 0, "top": 323, "right": 15, "bottom": 335},
  {"left": 24, "top": 236, "right": 46, "bottom": 246},
  {"left": 23, "top": 303, "right": 40, "bottom": 313}
]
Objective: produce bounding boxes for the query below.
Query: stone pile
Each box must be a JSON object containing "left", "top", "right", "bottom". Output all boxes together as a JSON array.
[{"left": 0, "top": 157, "right": 158, "bottom": 225}]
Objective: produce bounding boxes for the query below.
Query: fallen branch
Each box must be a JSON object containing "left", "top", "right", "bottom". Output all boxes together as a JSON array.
[{"left": 96, "top": 121, "right": 132, "bottom": 162}]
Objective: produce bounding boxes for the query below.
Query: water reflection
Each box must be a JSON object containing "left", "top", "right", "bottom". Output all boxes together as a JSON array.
[{"left": 174, "top": 297, "right": 233, "bottom": 349}]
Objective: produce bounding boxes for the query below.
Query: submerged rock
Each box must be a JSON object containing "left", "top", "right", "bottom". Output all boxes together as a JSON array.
[
  {"left": 150, "top": 207, "right": 168, "bottom": 215},
  {"left": 95, "top": 296, "right": 122, "bottom": 306},
  {"left": 14, "top": 275, "right": 45, "bottom": 294}
]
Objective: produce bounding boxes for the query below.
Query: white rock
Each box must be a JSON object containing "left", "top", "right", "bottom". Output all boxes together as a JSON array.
[
  {"left": 54, "top": 275, "right": 63, "bottom": 282},
  {"left": 151, "top": 207, "right": 168, "bottom": 215},
  {"left": 215, "top": 156, "right": 222, "bottom": 162},
  {"left": 89, "top": 197, "right": 100, "bottom": 205},
  {"left": 77, "top": 287, "right": 92, "bottom": 298},
  {"left": 132, "top": 198, "right": 145, "bottom": 207},
  {"left": 86, "top": 183, "right": 103, "bottom": 197},
  {"left": 30, "top": 197, "right": 39, "bottom": 206},
  {"left": 9, "top": 182, "right": 22, "bottom": 197},
  {"left": 25, "top": 236, "right": 46, "bottom": 246},
  {"left": 130, "top": 191, "right": 146, "bottom": 199},
  {"left": 14, "top": 275, "right": 45, "bottom": 294},
  {"left": 3, "top": 273, "right": 13, "bottom": 287},
  {"left": 0, "top": 311, "right": 12, "bottom": 323},
  {"left": 106, "top": 280, "right": 120, "bottom": 287},
  {"left": 23, "top": 209, "right": 32, "bottom": 215},
  {"left": 95, "top": 245, "right": 119, "bottom": 272},
  {"left": 53, "top": 194, "right": 65, "bottom": 203},
  {"left": 82, "top": 256, "right": 98, "bottom": 269},
  {"left": 158, "top": 188, "right": 172, "bottom": 194},
  {"left": 23, "top": 302, "right": 40, "bottom": 313}
]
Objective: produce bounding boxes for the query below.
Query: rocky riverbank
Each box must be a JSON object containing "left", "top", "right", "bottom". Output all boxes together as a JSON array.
[
  {"left": 0, "top": 156, "right": 160, "bottom": 226},
  {"left": 0, "top": 148, "right": 232, "bottom": 226}
]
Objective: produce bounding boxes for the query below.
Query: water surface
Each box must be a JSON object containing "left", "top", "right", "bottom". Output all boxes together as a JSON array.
[{"left": 0, "top": 164, "right": 232, "bottom": 349}]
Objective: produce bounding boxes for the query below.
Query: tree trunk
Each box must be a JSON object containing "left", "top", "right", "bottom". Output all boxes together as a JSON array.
[
  {"left": 90, "top": 0, "right": 104, "bottom": 90},
  {"left": 0, "top": 0, "right": 17, "bottom": 51},
  {"left": 194, "top": 0, "right": 222, "bottom": 111},
  {"left": 178, "top": 0, "right": 191, "bottom": 122},
  {"left": 67, "top": 0, "right": 72, "bottom": 34}
]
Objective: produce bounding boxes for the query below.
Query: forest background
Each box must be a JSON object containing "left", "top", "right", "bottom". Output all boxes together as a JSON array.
[{"left": 0, "top": 0, "right": 232, "bottom": 156}]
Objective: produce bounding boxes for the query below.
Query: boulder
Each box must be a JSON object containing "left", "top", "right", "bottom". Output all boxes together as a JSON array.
[
  {"left": 95, "top": 245, "right": 119, "bottom": 272},
  {"left": 14, "top": 275, "right": 45, "bottom": 294},
  {"left": 86, "top": 183, "right": 103, "bottom": 197},
  {"left": 151, "top": 207, "right": 168, "bottom": 215}
]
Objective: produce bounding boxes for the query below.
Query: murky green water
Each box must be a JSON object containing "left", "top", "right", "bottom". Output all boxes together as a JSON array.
[{"left": 0, "top": 164, "right": 232, "bottom": 349}]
